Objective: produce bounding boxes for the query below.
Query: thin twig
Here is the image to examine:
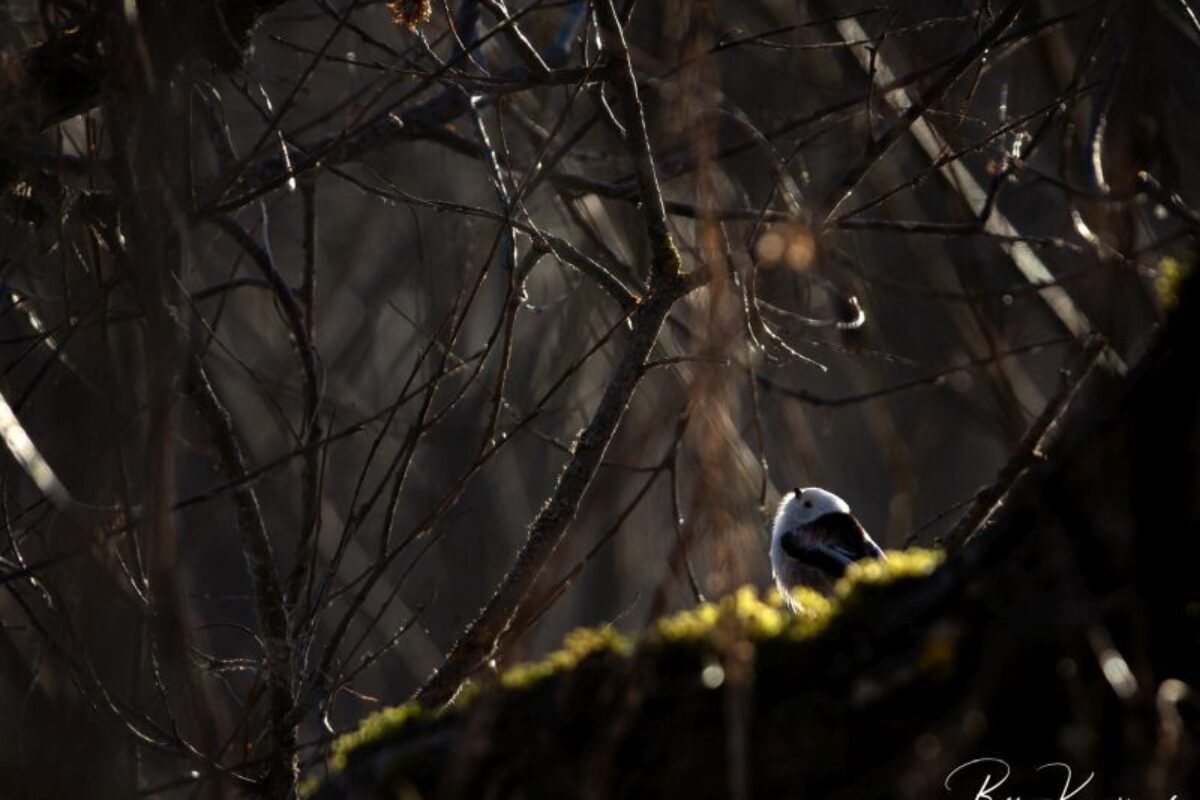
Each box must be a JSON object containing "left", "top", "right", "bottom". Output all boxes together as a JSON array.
[
  {"left": 945, "top": 336, "right": 1106, "bottom": 550},
  {"left": 822, "top": 0, "right": 1026, "bottom": 221}
]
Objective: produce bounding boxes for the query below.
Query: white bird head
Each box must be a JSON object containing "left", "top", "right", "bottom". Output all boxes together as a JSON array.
[
  {"left": 770, "top": 487, "right": 884, "bottom": 607},
  {"left": 772, "top": 487, "right": 850, "bottom": 533}
]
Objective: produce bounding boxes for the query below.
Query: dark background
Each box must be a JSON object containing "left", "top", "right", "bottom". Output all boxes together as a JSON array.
[{"left": 0, "top": 0, "right": 1196, "bottom": 796}]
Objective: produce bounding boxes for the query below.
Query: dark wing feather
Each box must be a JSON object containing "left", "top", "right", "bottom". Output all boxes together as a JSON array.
[
  {"left": 779, "top": 534, "right": 849, "bottom": 577},
  {"left": 807, "top": 512, "right": 885, "bottom": 562}
]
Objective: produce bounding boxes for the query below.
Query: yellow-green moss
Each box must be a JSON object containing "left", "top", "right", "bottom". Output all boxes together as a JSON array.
[
  {"left": 499, "top": 624, "right": 632, "bottom": 690},
  {"left": 655, "top": 550, "right": 943, "bottom": 645},
  {"left": 836, "top": 548, "right": 945, "bottom": 596},
  {"left": 657, "top": 584, "right": 834, "bottom": 643},
  {"left": 323, "top": 548, "right": 946, "bottom": 783},
  {"left": 297, "top": 774, "right": 323, "bottom": 799},
  {"left": 1155, "top": 255, "right": 1193, "bottom": 311},
  {"left": 330, "top": 702, "right": 426, "bottom": 773},
  {"left": 323, "top": 628, "right": 629, "bottom": 780}
]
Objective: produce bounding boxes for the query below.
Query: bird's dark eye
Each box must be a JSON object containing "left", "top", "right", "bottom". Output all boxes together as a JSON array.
[{"left": 803, "top": 500, "right": 812, "bottom": 509}]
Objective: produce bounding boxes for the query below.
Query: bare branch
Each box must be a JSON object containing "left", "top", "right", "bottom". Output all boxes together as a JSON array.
[{"left": 186, "top": 357, "right": 296, "bottom": 797}]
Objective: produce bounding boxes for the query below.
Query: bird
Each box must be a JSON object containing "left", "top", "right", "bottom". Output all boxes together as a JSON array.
[{"left": 770, "top": 487, "right": 885, "bottom": 607}]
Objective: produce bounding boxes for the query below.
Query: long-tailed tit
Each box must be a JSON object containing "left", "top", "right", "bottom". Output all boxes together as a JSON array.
[{"left": 770, "top": 487, "right": 885, "bottom": 607}]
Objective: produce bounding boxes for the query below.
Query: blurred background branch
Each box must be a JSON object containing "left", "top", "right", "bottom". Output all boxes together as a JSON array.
[{"left": 0, "top": 0, "right": 1196, "bottom": 796}]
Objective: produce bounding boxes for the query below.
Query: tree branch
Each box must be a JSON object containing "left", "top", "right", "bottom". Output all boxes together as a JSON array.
[
  {"left": 185, "top": 356, "right": 296, "bottom": 798},
  {"left": 415, "top": 269, "right": 686, "bottom": 707}
]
